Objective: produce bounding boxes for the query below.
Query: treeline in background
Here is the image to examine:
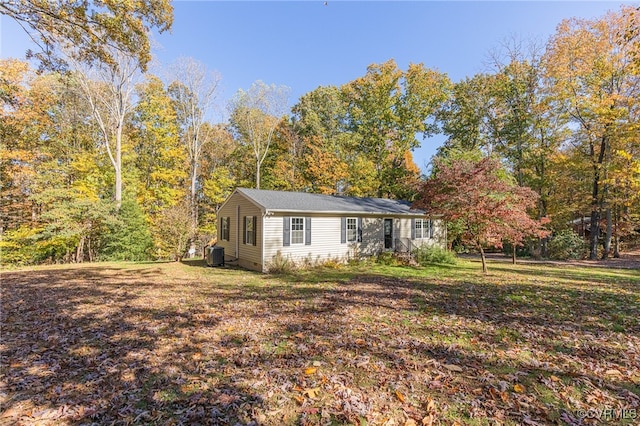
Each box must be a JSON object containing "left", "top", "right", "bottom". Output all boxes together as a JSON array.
[{"left": 1, "top": 6, "right": 638, "bottom": 264}]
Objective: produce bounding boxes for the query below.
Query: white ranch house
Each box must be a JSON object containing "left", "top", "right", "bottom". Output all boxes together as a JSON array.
[{"left": 216, "top": 188, "right": 445, "bottom": 272}]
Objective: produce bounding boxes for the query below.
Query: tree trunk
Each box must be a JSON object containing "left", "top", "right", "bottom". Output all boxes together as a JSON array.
[
  {"left": 537, "top": 237, "right": 548, "bottom": 259},
  {"left": 256, "top": 159, "right": 261, "bottom": 189},
  {"left": 602, "top": 208, "right": 612, "bottom": 260},
  {"left": 512, "top": 244, "right": 517, "bottom": 264},
  {"left": 76, "top": 235, "right": 85, "bottom": 263},
  {"left": 589, "top": 209, "right": 600, "bottom": 260},
  {"left": 190, "top": 160, "right": 198, "bottom": 231},
  {"left": 538, "top": 196, "right": 548, "bottom": 258},
  {"left": 114, "top": 167, "right": 122, "bottom": 210},
  {"left": 613, "top": 206, "right": 620, "bottom": 258},
  {"left": 479, "top": 244, "right": 488, "bottom": 274},
  {"left": 589, "top": 135, "right": 607, "bottom": 260},
  {"left": 114, "top": 122, "right": 124, "bottom": 210}
]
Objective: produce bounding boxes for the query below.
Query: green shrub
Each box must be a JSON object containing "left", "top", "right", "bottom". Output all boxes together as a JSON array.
[
  {"left": 153, "top": 201, "right": 191, "bottom": 261},
  {"left": 99, "top": 199, "right": 154, "bottom": 261},
  {"left": 547, "top": 230, "right": 587, "bottom": 260},
  {"left": 347, "top": 257, "right": 367, "bottom": 267},
  {"left": 324, "top": 259, "right": 343, "bottom": 269},
  {"left": 413, "top": 245, "right": 457, "bottom": 265},
  {"left": 375, "top": 251, "right": 399, "bottom": 266},
  {"left": 0, "top": 226, "right": 43, "bottom": 265},
  {"left": 267, "top": 250, "right": 297, "bottom": 274},
  {"left": 316, "top": 258, "right": 343, "bottom": 269},
  {"left": 34, "top": 234, "right": 79, "bottom": 263}
]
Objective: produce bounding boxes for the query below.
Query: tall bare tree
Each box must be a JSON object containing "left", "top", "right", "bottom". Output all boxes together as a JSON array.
[
  {"left": 229, "top": 81, "right": 290, "bottom": 189},
  {"left": 71, "top": 49, "right": 140, "bottom": 209},
  {"left": 167, "top": 57, "right": 221, "bottom": 238}
]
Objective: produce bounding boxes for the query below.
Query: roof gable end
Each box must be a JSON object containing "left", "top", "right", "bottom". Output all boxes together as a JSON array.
[{"left": 218, "top": 188, "right": 267, "bottom": 214}]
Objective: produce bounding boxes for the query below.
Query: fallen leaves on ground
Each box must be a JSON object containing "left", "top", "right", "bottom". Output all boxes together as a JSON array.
[{"left": 1, "top": 261, "right": 639, "bottom": 425}]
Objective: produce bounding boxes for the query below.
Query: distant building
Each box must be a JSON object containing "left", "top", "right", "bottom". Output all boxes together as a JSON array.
[{"left": 570, "top": 216, "right": 592, "bottom": 238}]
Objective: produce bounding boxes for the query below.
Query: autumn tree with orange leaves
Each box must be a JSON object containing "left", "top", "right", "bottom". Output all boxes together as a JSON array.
[
  {"left": 544, "top": 6, "right": 640, "bottom": 259},
  {"left": 414, "top": 156, "right": 549, "bottom": 273}
]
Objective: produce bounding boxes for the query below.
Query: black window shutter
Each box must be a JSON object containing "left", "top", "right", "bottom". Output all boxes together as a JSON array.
[
  {"left": 253, "top": 216, "right": 257, "bottom": 246},
  {"left": 305, "top": 217, "right": 311, "bottom": 245},
  {"left": 220, "top": 217, "right": 223, "bottom": 240},
  {"left": 341, "top": 217, "right": 346, "bottom": 244},
  {"left": 411, "top": 218, "right": 416, "bottom": 240},
  {"left": 283, "top": 216, "right": 290, "bottom": 246},
  {"left": 357, "top": 217, "right": 362, "bottom": 242},
  {"left": 226, "top": 217, "right": 230, "bottom": 241},
  {"left": 429, "top": 219, "right": 434, "bottom": 238},
  {"left": 243, "top": 217, "right": 247, "bottom": 244}
]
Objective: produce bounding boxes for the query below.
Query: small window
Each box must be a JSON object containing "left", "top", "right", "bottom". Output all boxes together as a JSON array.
[
  {"left": 414, "top": 218, "right": 434, "bottom": 239},
  {"left": 415, "top": 219, "right": 430, "bottom": 239},
  {"left": 415, "top": 219, "right": 424, "bottom": 239},
  {"left": 221, "top": 217, "right": 230, "bottom": 241},
  {"left": 346, "top": 218, "right": 357, "bottom": 243},
  {"left": 245, "top": 216, "right": 254, "bottom": 245},
  {"left": 291, "top": 217, "right": 304, "bottom": 245}
]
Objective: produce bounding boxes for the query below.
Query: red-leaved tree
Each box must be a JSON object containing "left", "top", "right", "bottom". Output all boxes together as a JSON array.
[{"left": 413, "top": 157, "right": 549, "bottom": 273}]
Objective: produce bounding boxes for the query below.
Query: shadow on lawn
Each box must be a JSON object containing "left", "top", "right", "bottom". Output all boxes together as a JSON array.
[
  {"left": 230, "top": 265, "right": 639, "bottom": 337},
  {"left": 484, "top": 261, "right": 640, "bottom": 286},
  {"left": 2, "top": 263, "right": 639, "bottom": 425},
  {"left": 247, "top": 270, "right": 639, "bottom": 423},
  {"left": 180, "top": 258, "right": 207, "bottom": 268},
  {"left": 209, "top": 270, "right": 638, "bottom": 423},
  {"left": 1, "top": 267, "right": 264, "bottom": 425}
]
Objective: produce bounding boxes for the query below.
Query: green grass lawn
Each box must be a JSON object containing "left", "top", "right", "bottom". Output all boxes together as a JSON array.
[{"left": 1, "top": 259, "right": 639, "bottom": 425}]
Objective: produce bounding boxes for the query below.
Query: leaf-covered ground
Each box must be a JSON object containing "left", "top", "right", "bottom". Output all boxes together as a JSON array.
[{"left": 1, "top": 260, "right": 639, "bottom": 425}]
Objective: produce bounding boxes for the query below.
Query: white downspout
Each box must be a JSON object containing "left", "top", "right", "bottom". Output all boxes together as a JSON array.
[
  {"left": 261, "top": 211, "right": 267, "bottom": 272},
  {"left": 236, "top": 204, "right": 240, "bottom": 259}
]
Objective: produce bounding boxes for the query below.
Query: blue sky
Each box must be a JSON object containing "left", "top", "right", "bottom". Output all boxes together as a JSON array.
[{"left": 1, "top": 1, "right": 634, "bottom": 171}]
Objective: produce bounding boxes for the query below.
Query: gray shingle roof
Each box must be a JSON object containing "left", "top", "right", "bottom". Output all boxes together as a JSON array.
[{"left": 236, "top": 188, "right": 425, "bottom": 215}]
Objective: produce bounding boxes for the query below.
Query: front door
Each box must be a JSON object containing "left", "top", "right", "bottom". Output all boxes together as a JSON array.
[{"left": 384, "top": 218, "right": 393, "bottom": 250}]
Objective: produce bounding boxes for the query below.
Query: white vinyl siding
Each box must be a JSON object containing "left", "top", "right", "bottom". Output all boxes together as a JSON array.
[
  {"left": 264, "top": 215, "right": 422, "bottom": 265},
  {"left": 217, "top": 190, "right": 447, "bottom": 273},
  {"left": 360, "top": 217, "right": 384, "bottom": 255},
  {"left": 216, "top": 191, "right": 263, "bottom": 271},
  {"left": 264, "top": 215, "right": 352, "bottom": 265}
]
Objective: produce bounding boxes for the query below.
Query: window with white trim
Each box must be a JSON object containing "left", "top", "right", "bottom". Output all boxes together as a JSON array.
[
  {"left": 415, "top": 219, "right": 425, "bottom": 239},
  {"left": 291, "top": 217, "right": 304, "bottom": 244},
  {"left": 346, "top": 218, "right": 358, "bottom": 243},
  {"left": 413, "top": 219, "right": 433, "bottom": 239},
  {"left": 245, "top": 216, "right": 254, "bottom": 245},
  {"left": 221, "top": 217, "right": 230, "bottom": 241}
]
